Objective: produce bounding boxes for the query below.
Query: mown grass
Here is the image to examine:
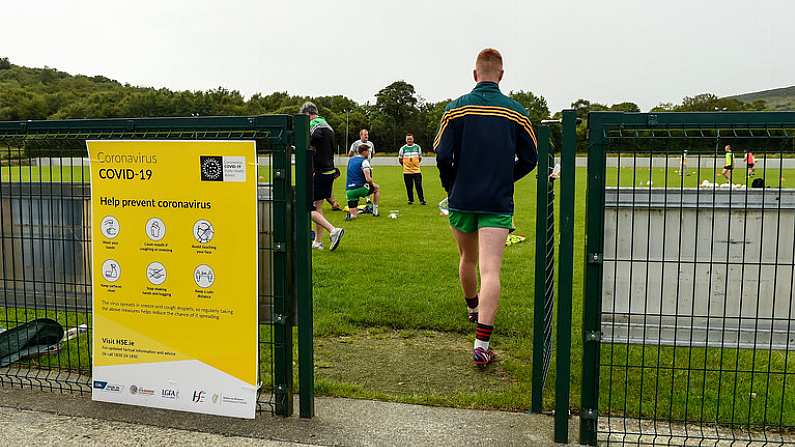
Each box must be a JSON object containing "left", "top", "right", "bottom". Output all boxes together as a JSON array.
[
  {"left": 312, "top": 165, "right": 795, "bottom": 426},
  {"left": 607, "top": 165, "right": 795, "bottom": 189},
  {"left": 1, "top": 165, "right": 90, "bottom": 182},
  {"left": 2, "top": 163, "right": 794, "bottom": 427}
]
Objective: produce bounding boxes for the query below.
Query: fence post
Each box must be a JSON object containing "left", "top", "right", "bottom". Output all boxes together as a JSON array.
[
  {"left": 532, "top": 125, "right": 552, "bottom": 413},
  {"left": 554, "top": 109, "right": 577, "bottom": 443},
  {"left": 293, "top": 114, "right": 315, "bottom": 418},
  {"left": 579, "top": 112, "right": 606, "bottom": 445},
  {"left": 273, "top": 124, "right": 295, "bottom": 417}
]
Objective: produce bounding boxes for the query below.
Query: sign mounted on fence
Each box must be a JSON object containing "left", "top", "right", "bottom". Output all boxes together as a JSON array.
[{"left": 88, "top": 140, "right": 258, "bottom": 419}]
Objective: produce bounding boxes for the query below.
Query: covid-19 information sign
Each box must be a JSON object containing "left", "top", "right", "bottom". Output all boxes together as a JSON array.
[{"left": 88, "top": 140, "right": 258, "bottom": 419}]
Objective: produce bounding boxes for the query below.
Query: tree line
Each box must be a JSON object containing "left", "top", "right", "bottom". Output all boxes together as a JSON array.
[{"left": 0, "top": 57, "right": 769, "bottom": 153}]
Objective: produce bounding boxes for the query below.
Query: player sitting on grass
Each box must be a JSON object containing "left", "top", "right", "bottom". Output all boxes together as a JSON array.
[{"left": 345, "top": 144, "right": 380, "bottom": 220}]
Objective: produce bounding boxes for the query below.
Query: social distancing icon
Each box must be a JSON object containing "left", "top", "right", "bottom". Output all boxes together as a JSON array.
[{"left": 194, "top": 264, "right": 215, "bottom": 288}]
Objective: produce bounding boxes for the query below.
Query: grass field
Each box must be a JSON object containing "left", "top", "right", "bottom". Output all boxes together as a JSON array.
[
  {"left": 311, "top": 165, "right": 795, "bottom": 425},
  {"left": 1, "top": 165, "right": 90, "bottom": 182},
  {"left": 309, "top": 165, "right": 565, "bottom": 412},
  {"left": 2, "top": 163, "right": 794, "bottom": 426}
]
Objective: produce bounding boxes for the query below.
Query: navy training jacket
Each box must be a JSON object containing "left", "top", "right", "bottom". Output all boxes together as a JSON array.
[{"left": 433, "top": 81, "right": 538, "bottom": 215}]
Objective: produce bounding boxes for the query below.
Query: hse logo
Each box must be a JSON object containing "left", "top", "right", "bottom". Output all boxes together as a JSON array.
[
  {"left": 161, "top": 389, "right": 180, "bottom": 400},
  {"left": 93, "top": 380, "right": 123, "bottom": 393},
  {"left": 192, "top": 390, "right": 206, "bottom": 403}
]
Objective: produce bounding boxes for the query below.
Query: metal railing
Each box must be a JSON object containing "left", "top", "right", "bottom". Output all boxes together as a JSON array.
[
  {"left": 531, "top": 110, "right": 577, "bottom": 443},
  {"left": 580, "top": 111, "right": 795, "bottom": 445},
  {"left": 532, "top": 124, "right": 556, "bottom": 414}
]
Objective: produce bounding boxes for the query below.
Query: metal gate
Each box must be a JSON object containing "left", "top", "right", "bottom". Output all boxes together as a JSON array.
[
  {"left": 0, "top": 115, "right": 314, "bottom": 417},
  {"left": 532, "top": 110, "right": 578, "bottom": 443},
  {"left": 581, "top": 111, "right": 795, "bottom": 445}
]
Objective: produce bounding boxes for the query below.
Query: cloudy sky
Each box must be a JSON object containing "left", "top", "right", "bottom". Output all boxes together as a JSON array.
[{"left": 3, "top": 1, "right": 793, "bottom": 112}]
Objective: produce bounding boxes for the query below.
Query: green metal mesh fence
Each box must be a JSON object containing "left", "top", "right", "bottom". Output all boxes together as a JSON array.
[
  {"left": 581, "top": 112, "right": 795, "bottom": 445},
  {"left": 0, "top": 116, "right": 305, "bottom": 416},
  {"left": 532, "top": 124, "right": 556, "bottom": 413}
]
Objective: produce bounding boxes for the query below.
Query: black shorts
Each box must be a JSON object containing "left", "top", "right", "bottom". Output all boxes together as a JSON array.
[
  {"left": 313, "top": 172, "right": 335, "bottom": 203},
  {"left": 747, "top": 163, "right": 755, "bottom": 168},
  {"left": 724, "top": 165, "right": 734, "bottom": 171}
]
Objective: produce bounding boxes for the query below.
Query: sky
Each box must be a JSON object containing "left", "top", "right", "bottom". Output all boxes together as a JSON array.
[{"left": 2, "top": 1, "right": 794, "bottom": 112}]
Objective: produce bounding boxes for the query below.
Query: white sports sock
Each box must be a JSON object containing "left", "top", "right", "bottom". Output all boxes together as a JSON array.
[{"left": 474, "top": 339, "right": 490, "bottom": 351}]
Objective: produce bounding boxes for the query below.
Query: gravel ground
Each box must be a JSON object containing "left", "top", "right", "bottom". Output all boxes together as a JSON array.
[{"left": 599, "top": 416, "right": 795, "bottom": 446}]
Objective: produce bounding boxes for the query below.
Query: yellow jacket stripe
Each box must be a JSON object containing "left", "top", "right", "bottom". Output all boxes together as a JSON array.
[
  {"left": 441, "top": 105, "right": 537, "bottom": 141},
  {"left": 434, "top": 106, "right": 537, "bottom": 148},
  {"left": 443, "top": 108, "right": 537, "bottom": 144}
]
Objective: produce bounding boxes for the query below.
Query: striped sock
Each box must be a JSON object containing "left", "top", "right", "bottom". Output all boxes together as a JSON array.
[
  {"left": 465, "top": 295, "right": 479, "bottom": 310},
  {"left": 475, "top": 323, "right": 493, "bottom": 351}
]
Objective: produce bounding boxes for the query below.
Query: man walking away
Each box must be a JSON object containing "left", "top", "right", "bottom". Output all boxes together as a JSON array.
[
  {"left": 435, "top": 48, "right": 537, "bottom": 367},
  {"left": 399, "top": 132, "right": 426, "bottom": 205},
  {"left": 300, "top": 102, "right": 345, "bottom": 251}
]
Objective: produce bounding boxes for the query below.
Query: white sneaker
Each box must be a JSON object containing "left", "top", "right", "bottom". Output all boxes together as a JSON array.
[
  {"left": 311, "top": 241, "right": 324, "bottom": 250},
  {"left": 329, "top": 228, "right": 345, "bottom": 251}
]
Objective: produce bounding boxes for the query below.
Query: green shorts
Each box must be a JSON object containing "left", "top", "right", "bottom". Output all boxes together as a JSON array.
[
  {"left": 346, "top": 185, "right": 372, "bottom": 205},
  {"left": 449, "top": 211, "right": 513, "bottom": 233}
]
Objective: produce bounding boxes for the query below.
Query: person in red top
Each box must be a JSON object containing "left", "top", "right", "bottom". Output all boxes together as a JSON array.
[{"left": 744, "top": 151, "right": 756, "bottom": 177}]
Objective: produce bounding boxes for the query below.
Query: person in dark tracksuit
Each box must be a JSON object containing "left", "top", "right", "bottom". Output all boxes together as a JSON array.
[
  {"left": 398, "top": 132, "right": 426, "bottom": 205},
  {"left": 434, "top": 48, "right": 537, "bottom": 367},
  {"left": 300, "top": 102, "right": 345, "bottom": 252}
]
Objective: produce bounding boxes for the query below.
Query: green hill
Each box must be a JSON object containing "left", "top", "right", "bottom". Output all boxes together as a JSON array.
[{"left": 726, "top": 86, "right": 795, "bottom": 111}]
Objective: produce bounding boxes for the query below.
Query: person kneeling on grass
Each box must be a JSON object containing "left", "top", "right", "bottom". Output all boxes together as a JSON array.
[{"left": 345, "top": 144, "right": 380, "bottom": 220}]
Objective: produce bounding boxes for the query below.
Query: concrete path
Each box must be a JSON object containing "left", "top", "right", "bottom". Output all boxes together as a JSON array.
[
  {"left": 0, "top": 387, "right": 580, "bottom": 446},
  {"left": 0, "top": 406, "right": 309, "bottom": 447}
]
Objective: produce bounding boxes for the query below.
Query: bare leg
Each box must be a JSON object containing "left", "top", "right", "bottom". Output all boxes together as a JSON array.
[
  {"left": 452, "top": 228, "right": 478, "bottom": 299},
  {"left": 372, "top": 184, "right": 381, "bottom": 205},
  {"left": 477, "top": 227, "right": 509, "bottom": 326},
  {"left": 311, "top": 200, "right": 334, "bottom": 242}
]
